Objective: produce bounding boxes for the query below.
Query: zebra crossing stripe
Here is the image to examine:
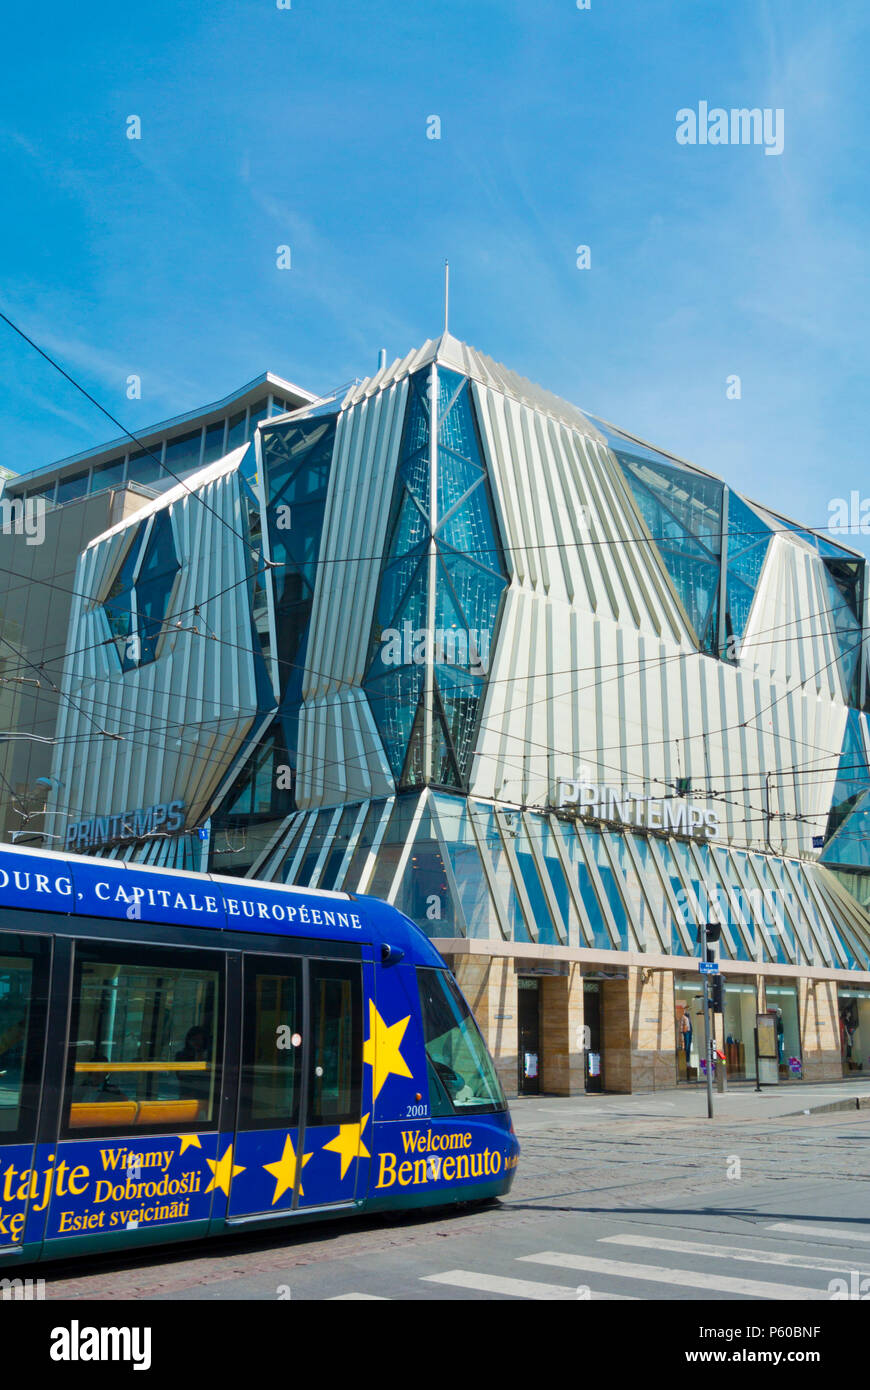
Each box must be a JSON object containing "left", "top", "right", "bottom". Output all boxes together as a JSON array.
[
  {"left": 600, "top": 1233, "right": 870, "bottom": 1275},
  {"left": 517, "top": 1251, "right": 829, "bottom": 1300},
  {"left": 421, "top": 1270, "right": 635, "bottom": 1300}
]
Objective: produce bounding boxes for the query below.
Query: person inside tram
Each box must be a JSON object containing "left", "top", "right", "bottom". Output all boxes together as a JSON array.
[{"left": 175, "top": 1026, "right": 212, "bottom": 1105}]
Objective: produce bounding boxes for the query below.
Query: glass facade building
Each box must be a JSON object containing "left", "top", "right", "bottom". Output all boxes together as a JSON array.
[{"left": 21, "top": 335, "right": 870, "bottom": 1097}]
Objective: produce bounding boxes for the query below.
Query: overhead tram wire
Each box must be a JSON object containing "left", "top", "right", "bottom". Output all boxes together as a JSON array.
[
  {"left": 0, "top": 307, "right": 349, "bottom": 568},
  {"left": 0, "top": 679, "right": 848, "bottom": 857},
  {"left": 17, "top": 656, "right": 844, "bottom": 851},
  {"left": 2, "top": 532, "right": 863, "bottom": 788},
  {"left": 0, "top": 543, "right": 861, "bottom": 715},
  {"left": 0, "top": 584, "right": 864, "bottom": 834},
  {"left": 0, "top": 336, "right": 863, "bottom": 828},
  {"left": 0, "top": 308, "right": 863, "bottom": 573},
  {"left": 8, "top": 599, "right": 862, "bottom": 795}
]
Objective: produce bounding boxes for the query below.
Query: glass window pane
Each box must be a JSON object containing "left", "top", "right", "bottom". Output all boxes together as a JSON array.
[
  {"left": 432, "top": 795, "right": 495, "bottom": 938},
  {"left": 163, "top": 429, "right": 203, "bottom": 478},
  {"left": 417, "top": 967, "right": 506, "bottom": 1113},
  {"left": 292, "top": 808, "right": 336, "bottom": 887},
  {"left": 318, "top": 804, "right": 364, "bottom": 891},
  {"left": 248, "top": 397, "right": 269, "bottom": 439},
  {"left": 0, "top": 933, "right": 49, "bottom": 1142},
  {"left": 25, "top": 481, "right": 56, "bottom": 503},
  {"left": 64, "top": 943, "right": 222, "bottom": 1136},
  {"left": 471, "top": 801, "right": 529, "bottom": 941},
  {"left": 557, "top": 823, "right": 618, "bottom": 951},
  {"left": 203, "top": 420, "right": 226, "bottom": 463},
  {"left": 342, "top": 801, "right": 388, "bottom": 892},
  {"left": 91, "top": 457, "right": 126, "bottom": 491},
  {"left": 127, "top": 446, "right": 164, "bottom": 489},
  {"left": 513, "top": 816, "right": 559, "bottom": 945},
  {"left": 56, "top": 470, "right": 89, "bottom": 504},
  {"left": 227, "top": 410, "right": 247, "bottom": 451},
  {"left": 239, "top": 958, "right": 301, "bottom": 1128},
  {"left": 308, "top": 961, "right": 361, "bottom": 1125}
]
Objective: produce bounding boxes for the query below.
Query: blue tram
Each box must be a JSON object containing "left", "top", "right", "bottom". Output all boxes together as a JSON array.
[{"left": 0, "top": 844, "right": 518, "bottom": 1265}]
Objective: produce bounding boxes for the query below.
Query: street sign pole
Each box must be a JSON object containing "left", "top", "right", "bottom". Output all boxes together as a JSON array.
[{"left": 702, "top": 975, "right": 714, "bottom": 1119}]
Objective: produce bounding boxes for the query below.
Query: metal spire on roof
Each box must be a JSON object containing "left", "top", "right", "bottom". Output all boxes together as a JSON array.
[{"left": 444, "top": 259, "right": 449, "bottom": 335}]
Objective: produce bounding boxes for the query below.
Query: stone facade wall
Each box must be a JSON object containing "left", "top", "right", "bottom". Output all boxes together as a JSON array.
[
  {"left": 628, "top": 968, "right": 678, "bottom": 1092},
  {"left": 540, "top": 966, "right": 585, "bottom": 1095},
  {"left": 448, "top": 952, "right": 858, "bottom": 1100}
]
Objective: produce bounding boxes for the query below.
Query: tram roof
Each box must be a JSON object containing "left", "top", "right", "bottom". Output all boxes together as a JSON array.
[{"left": 0, "top": 843, "right": 443, "bottom": 968}]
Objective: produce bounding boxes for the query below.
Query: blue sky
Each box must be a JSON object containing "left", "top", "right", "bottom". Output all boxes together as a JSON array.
[{"left": 1, "top": 0, "right": 868, "bottom": 554}]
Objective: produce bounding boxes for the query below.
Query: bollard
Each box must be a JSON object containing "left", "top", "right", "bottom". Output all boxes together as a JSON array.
[{"left": 715, "top": 1059, "right": 727, "bottom": 1094}]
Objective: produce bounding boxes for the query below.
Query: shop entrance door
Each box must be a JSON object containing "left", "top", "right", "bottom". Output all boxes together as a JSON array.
[
  {"left": 584, "top": 982, "right": 602, "bottom": 1093},
  {"left": 517, "top": 978, "right": 540, "bottom": 1095}
]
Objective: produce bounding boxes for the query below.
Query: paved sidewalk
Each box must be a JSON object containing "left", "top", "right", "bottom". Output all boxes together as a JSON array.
[{"left": 510, "top": 1076, "right": 870, "bottom": 1129}]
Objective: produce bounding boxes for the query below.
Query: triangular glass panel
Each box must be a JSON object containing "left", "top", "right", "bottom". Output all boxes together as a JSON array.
[
  {"left": 822, "top": 562, "right": 863, "bottom": 702},
  {"left": 371, "top": 548, "right": 428, "bottom": 641},
  {"left": 402, "top": 375, "right": 431, "bottom": 458},
  {"left": 437, "top": 371, "right": 478, "bottom": 463},
  {"left": 436, "top": 666, "right": 484, "bottom": 780},
  {"left": 821, "top": 788, "right": 870, "bottom": 871},
  {"left": 439, "top": 553, "right": 506, "bottom": 658},
  {"left": 431, "top": 682, "right": 462, "bottom": 788},
  {"left": 365, "top": 668, "right": 425, "bottom": 782},
  {"left": 399, "top": 694, "right": 427, "bottom": 787},
  {"left": 656, "top": 548, "right": 720, "bottom": 642},
  {"left": 824, "top": 710, "right": 870, "bottom": 842},
  {"left": 618, "top": 455, "right": 723, "bottom": 556},
  {"left": 437, "top": 453, "right": 483, "bottom": 520},
  {"left": 399, "top": 449, "right": 430, "bottom": 514},
  {"left": 437, "top": 474, "right": 496, "bottom": 559},
  {"left": 387, "top": 488, "right": 429, "bottom": 560}
]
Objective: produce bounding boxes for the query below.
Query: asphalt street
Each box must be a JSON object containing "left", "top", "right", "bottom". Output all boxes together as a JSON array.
[{"left": 36, "top": 1085, "right": 870, "bottom": 1303}]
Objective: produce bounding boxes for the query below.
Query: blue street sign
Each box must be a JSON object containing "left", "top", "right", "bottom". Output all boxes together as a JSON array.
[
  {"left": 699, "top": 961, "right": 720, "bottom": 974},
  {"left": 812, "top": 835, "right": 825, "bottom": 849}
]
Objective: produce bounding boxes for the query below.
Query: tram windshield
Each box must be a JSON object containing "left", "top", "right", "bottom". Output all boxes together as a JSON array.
[{"left": 417, "top": 968, "right": 506, "bottom": 1114}]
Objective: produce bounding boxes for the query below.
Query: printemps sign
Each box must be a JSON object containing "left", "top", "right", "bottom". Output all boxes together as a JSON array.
[{"left": 556, "top": 774, "right": 721, "bottom": 840}]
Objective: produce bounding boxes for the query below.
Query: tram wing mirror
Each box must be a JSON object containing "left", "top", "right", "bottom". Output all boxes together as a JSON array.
[{"left": 381, "top": 943, "right": 405, "bottom": 966}]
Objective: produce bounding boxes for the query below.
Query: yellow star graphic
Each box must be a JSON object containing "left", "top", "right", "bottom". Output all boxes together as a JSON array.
[
  {"left": 322, "top": 1114, "right": 371, "bottom": 1181},
  {"left": 363, "top": 1001, "right": 413, "bottom": 1100},
  {"left": 177, "top": 1134, "right": 202, "bottom": 1156},
  {"left": 263, "top": 1134, "right": 313, "bottom": 1204},
  {"left": 204, "top": 1144, "right": 245, "bottom": 1196}
]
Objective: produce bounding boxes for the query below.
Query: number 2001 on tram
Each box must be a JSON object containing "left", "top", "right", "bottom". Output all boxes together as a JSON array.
[{"left": 0, "top": 843, "right": 518, "bottom": 1265}]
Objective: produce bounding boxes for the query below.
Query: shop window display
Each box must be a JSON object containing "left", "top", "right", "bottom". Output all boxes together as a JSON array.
[
  {"left": 839, "top": 989, "right": 870, "bottom": 1075},
  {"left": 721, "top": 983, "right": 758, "bottom": 1080},
  {"left": 674, "top": 981, "right": 705, "bottom": 1081},
  {"left": 676, "top": 980, "right": 758, "bottom": 1082},
  {"left": 765, "top": 984, "right": 802, "bottom": 1079}
]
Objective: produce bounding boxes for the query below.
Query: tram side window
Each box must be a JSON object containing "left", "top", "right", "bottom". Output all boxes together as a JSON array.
[
  {"left": 308, "top": 961, "right": 361, "bottom": 1126},
  {"left": 417, "top": 968, "right": 506, "bottom": 1115},
  {"left": 0, "top": 935, "right": 49, "bottom": 1141},
  {"left": 64, "top": 943, "right": 222, "bottom": 1136},
  {"left": 239, "top": 959, "right": 302, "bottom": 1128}
]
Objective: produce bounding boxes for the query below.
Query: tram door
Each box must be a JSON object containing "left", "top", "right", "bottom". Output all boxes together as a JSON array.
[
  {"left": 517, "top": 978, "right": 541, "bottom": 1095},
  {"left": 228, "top": 951, "right": 370, "bottom": 1219}
]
